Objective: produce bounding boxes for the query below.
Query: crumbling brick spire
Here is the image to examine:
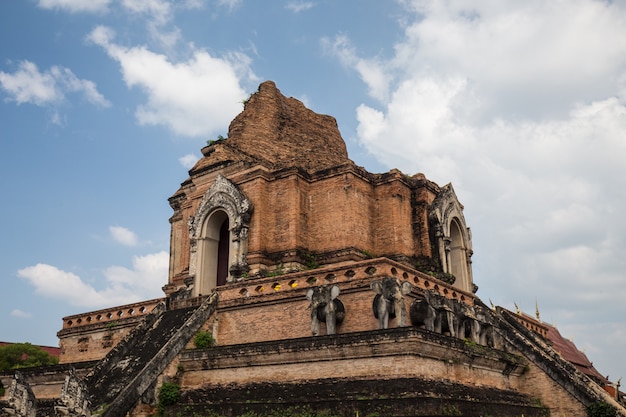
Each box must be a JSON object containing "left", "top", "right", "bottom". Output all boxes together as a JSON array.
[{"left": 226, "top": 80, "right": 351, "bottom": 173}]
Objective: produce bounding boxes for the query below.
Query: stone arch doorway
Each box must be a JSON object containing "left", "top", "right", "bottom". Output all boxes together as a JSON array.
[
  {"left": 429, "top": 183, "right": 474, "bottom": 294},
  {"left": 188, "top": 175, "right": 253, "bottom": 297},
  {"left": 448, "top": 218, "right": 470, "bottom": 292},
  {"left": 198, "top": 210, "right": 231, "bottom": 294}
]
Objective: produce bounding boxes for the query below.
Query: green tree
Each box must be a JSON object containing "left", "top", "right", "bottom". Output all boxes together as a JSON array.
[{"left": 0, "top": 343, "right": 59, "bottom": 371}]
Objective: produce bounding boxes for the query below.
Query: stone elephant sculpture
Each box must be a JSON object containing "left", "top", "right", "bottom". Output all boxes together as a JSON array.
[
  {"left": 371, "top": 277, "right": 412, "bottom": 329},
  {"left": 409, "top": 295, "right": 436, "bottom": 332},
  {"left": 452, "top": 299, "right": 479, "bottom": 342},
  {"left": 306, "top": 285, "right": 345, "bottom": 335},
  {"left": 474, "top": 305, "right": 501, "bottom": 348},
  {"left": 423, "top": 289, "right": 456, "bottom": 337}
]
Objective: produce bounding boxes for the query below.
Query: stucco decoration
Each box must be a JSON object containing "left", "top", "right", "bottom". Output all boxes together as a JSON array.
[
  {"left": 188, "top": 174, "right": 253, "bottom": 283},
  {"left": 429, "top": 183, "right": 474, "bottom": 293},
  {"left": 55, "top": 367, "right": 91, "bottom": 416},
  {"left": 3, "top": 371, "right": 37, "bottom": 417}
]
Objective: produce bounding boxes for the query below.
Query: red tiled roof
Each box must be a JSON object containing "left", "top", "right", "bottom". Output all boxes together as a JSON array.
[
  {"left": 544, "top": 325, "right": 609, "bottom": 384},
  {"left": 506, "top": 310, "right": 610, "bottom": 385}
]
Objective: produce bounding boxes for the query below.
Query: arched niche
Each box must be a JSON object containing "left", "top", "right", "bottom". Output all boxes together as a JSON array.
[
  {"left": 429, "top": 184, "right": 474, "bottom": 293},
  {"left": 188, "top": 175, "right": 253, "bottom": 296}
]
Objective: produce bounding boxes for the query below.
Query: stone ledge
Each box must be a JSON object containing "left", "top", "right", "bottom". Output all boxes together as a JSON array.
[
  {"left": 172, "top": 377, "right": 547, "bottom": 417},
  {"left": 180, "top": 326, "right": 525, "bottom": 377},
  {"left": 58, "top": 298, "right": 163, "bottom": 332},
  {"left": 215, "top": 257, "right": 475, "bottom": 307}
]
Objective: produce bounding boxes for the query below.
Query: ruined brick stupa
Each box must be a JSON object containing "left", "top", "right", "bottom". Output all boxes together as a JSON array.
[{"left": 1, "top": 81, "right": 624, "bottom": 417}]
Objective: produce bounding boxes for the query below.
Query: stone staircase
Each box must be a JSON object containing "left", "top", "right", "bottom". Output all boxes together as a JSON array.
[{"left": 85, "top": 293, "right": 218, "bottom": 417}]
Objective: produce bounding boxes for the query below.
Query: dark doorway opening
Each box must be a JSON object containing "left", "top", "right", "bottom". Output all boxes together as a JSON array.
[{"left": 217, "top": 218, "right": 229, "bottom": 286}]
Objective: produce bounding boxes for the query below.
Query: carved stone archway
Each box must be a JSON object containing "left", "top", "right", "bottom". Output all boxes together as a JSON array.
[
  {"left": 188, "top": 175, "right": 253, "bottom": 295},
  {"left": 429, "top": 184, "right": 474, "bottom": 293}
]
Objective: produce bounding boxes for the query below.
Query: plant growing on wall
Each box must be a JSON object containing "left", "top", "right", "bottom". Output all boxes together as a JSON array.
[
  {"left": 587, "top": 401, "right": 617, "bottom": 417},
  {"left": 193, "top": 331, "right": 216, "bottom": 349},
  {"left": 157, "top": 381, "right": 180, "bottom": 414},
  {"left": 299, "top": 251, "right": 319, "bottom": 270}
]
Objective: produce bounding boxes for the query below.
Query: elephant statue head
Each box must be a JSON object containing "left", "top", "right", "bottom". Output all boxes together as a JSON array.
[
  {"left": 370, "top": 277, "right": 412, "bottom": 329},
  {"left": 410, "top": 295, "right": 437, "bottom": 332},
  {"left": 474, "top": 304, "right": 501, "bottom": 348},
  {"left": 306, "top": 285, "right": 345, "bottom": 336},
  {"left": 452, "top": 299, "right": 479, "bottom": 342},
  {"left": 423, "top": 289, "right": 456, "bottom": 337}
]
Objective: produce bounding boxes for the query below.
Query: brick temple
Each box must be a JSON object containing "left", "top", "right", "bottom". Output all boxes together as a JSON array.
[{"left": 1, "top": 81, "right": 624, "bottom": 417}]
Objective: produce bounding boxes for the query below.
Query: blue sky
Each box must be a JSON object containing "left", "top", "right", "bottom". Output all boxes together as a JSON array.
[{"left": 1, "top": 0, "right": 626, "bottom": 383}]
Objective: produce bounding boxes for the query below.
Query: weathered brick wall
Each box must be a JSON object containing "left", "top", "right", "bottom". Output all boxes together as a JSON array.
[
  {"left": 57, "top": 299, "right": 162, "bottom": 364},
  {"left": 168, "top": 165, "right": 440, "bottom": 282},
  {"left": 164, "top": 328, "right": 545, "bottom": 417},
  {"left": 226, "top": 81, "right": 349, "bottom": 174},
  {"left": 513, "top": 360, "right": 587, "bottom": 416},
  {"left": 412, "top": 181, "right": 438, "bottom": 259},
  {"left": 304, "top": 172, "right": 372, "bottom": 254},
  {"left": 59, "top": 325, "right": 133, "bottom": 363},
  {"left": 166, "top": 81, "right": 445, "bottom": 289},
  {"left": 372, "top": 176, "right": 415, "bottom": 257},
  {"left": 0, "top": 362, "right": 95, "bottom": 401},
  {"left": 186, "top": 259, "right": 473, "bottom": 349}
]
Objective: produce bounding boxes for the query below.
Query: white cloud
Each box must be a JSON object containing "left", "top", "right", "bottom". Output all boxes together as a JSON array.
[
  {"left": 217, "top": 0, "right": 241, "bottom": 11},
  {"left": 104, "top": 251, "right": 169, "bottom": 293},
  {"left": 50, "top": 66, "right": 112, "bottom": 107},
  {"left": 38, "top": 0, "right": 111, "bottom": 13},
  {"left": 18, "top": 251, "right": 168, "bottom": 309},
  {"left": 10, "top": 309, "right": 32, "bottom": 319},
  {"left": 18, "top": 264, "right": 115, "bottom": 308},
  {"left": 120, "top": 0, "right": 182, "bottom": 48},
  {"left": 286, "top": 1, "right": 315, "bottom": 13},
  {"left": 340, "top": 0, "right": 626, "bottom": 378},
  {"left": 87, "top": 26, "right": 255, "bottom": 137},
  {"left": 0, "top": 61, "right": 60, "bottom": 105},
  {"left": 109, "top": 226, "right": 139, "bottom": 246},
  {"left": 387, "top": 0, "right": 626, "bottom": 122},
  {"left": 324, "top": 35, "right": 389, "bottom": 102},
  {"left": 121, "top": 0, "right": 171, "bottom": 24},
  {"left": 179, "top": 153, "right": 199, "bottom": 169},
  {"left": 0, "top": 61, "right": 110, "bottom": 108}
]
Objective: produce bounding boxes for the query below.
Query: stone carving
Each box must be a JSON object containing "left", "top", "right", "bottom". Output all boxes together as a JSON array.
[
  {"left": 306, "top": 285, "right": 345, "bottom": 335},
  {"left": 370, "top": 277, "right": 412, "bottom": 329},
  {"left": 475, "top": 305, "right": 501, "bottom": 349},
  {"left": 188, "top": 174, "right": 253, "bottom": 282},
  {"left": 423, "top": 290, "right": 456, "bottom": 337},
  {"left": 410, "top": 292, "right": 500, "bottom": 348},
  {"left": 452, "top": 299, "right": 479, "bottom": 342},
  {"left": 54, "top": 367, "right": 91, "bottom": 417},
  {"left": 3, "top": 372, "right": 36, "bottom": 417},
  {"left": 428, "top": 183, "right": 474, "bottom": 293},
  {"left": 409, "top": 295, "right": 437, "bottom": 332}
]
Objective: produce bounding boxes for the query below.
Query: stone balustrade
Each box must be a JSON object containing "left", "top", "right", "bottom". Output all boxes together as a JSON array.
[
  {"left": 60, "top": 298, "right": 164, "bottom": 330},
  {"left": 212, "top": 257, "right": 475, "bottom": 307}
]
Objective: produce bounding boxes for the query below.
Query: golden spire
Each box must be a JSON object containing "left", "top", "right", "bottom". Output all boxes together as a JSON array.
[
  {"left": 535, "top": 299, "right": 541, "bottom": 321},
  {"left": 514, "top": 302, "right": 521, "bottom": 315}
]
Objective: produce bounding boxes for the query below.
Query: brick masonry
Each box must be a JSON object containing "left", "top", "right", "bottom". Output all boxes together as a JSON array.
[{"left": 11, "top": 81, "right": 621, "bottom": 417}]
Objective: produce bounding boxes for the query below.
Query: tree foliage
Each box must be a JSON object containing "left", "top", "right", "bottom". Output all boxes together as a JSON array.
[{"left": 0, "top": 343, "right": 59, "bottom": 371}]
